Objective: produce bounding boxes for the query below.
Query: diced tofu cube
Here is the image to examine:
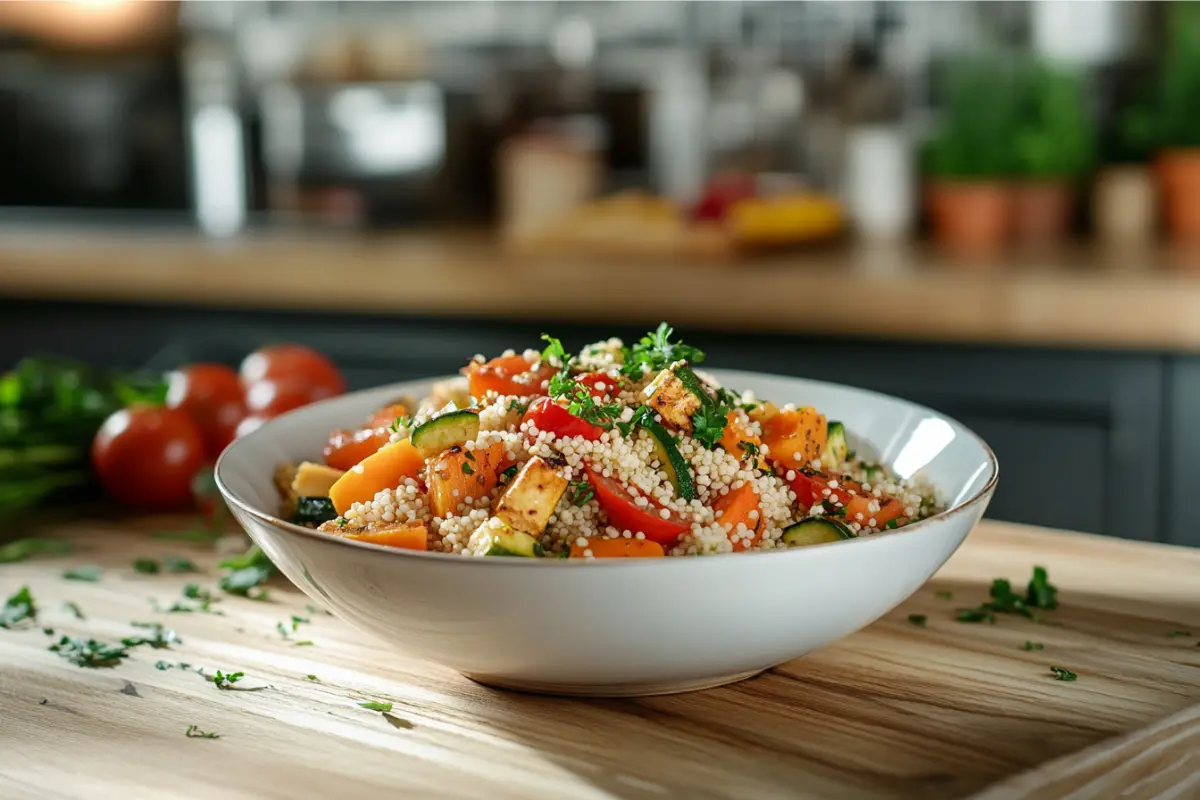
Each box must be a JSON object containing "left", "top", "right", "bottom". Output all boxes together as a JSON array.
[
  {"left": 644, "top": 367, "right": 703, "bottom": 433},
  {"left": 291, "top": 461, "right": 346, "bottom": 498},
  {"left": 493, "top": 456, "right": 569, "bottom": 536}
]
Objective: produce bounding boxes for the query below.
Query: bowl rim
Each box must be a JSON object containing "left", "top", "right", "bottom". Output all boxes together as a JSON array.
[{"left": 215, "top": 369, "right": 999, "bottom": 568}]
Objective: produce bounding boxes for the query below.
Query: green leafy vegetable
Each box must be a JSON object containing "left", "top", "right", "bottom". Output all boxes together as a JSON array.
[
  {"left": 62, "top": 564, "right": 102, "bottom": 582},
  {"left": 133, "top": 557, "right": 160, "bottom": 574},
  {"left": 1, "top": 586, "right": 37, "bottom": 629},
  {"left": 461, "top": 462, "right": 474, "bottom": 475},
  {"left": 358, "top": 700, "right": 393, "bottom": 712},
  {"left": 691, "top": 403, "right": 729, "bottom": 450},
  {"left": 185, "top": 725, "right": 220, "bottom": 739},
  {"left": 0, "top": 538, "right": 72, "bottom": 564},
  {"left": 1049, "top": 666, "right": 1077, "bottom": 682}
]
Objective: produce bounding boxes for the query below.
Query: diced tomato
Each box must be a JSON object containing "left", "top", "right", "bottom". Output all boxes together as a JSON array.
[
  {"left": 584, "top": 465, "right": 690, "bottom": 545},
  {"left": 323, "top": 427, "right": 392, "bottom": 471},
  {"left": 464, "top": 354, "right": 557, "bottom": 399},
  {"left": 761, "top": 406, "right": 827, "bottom": 472},
  {"left": 787, "top": 469, "right": 906, "bottom": 528},
  {"left": 521, "top": 397, "right": 605, "bottom": 441},
  {"left": 576, "top": 372, "right": 621, "bottom": 400}
]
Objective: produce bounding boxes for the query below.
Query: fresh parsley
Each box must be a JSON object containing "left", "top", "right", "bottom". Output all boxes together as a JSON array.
[
  {"left": 692, "top": 403, "right": 729, "bottom": 450},
  {"left": 540, "top": 334, "right": 569, "bottom": 368},
  {"left": 1, "top": 586, "right": 37, "bottom": 629},
  {"left": 293, "top": 640, "right": 314, "bottom": 647},
  {"left": 0, "top": 538, "right": 72, "bottom": 564},
  {"left": 1026, "top": 566, "right": 1059, "bottom": 610},
  {"left": 63, "top": 601, "right": 85, "bottom": 620},
  {"left": 218, "top": 546, "right": 276, "bottom": 599},
  {"left": 907, "top": 614, "right": 927, "bottom": 627},
  {"left": 885, "top": 519, "right": 900, "bottom": 530},
  {"left": 619, "top": 323, "right": 706, "bottom": 379},
  {"left": 1022, "top": 641, "right": 1045, "bottom": 651},
  {"left": 956, "top": 567, "right": 1060, "bottom": 625},
  {"left": 48, "top": 636, "right": 131, "bottom": 668},
  {"left": 461, "top": 462, "right": 474, "bottom": 475},
  {"left": 956, "top": 608, "right": 997, "bottom": 624},
  {"left": 185, "top": 725, "right": 220, "bottom": 739},
  {"left": 499, "top": 465, "right": 519, "bottom": 484},
  {"left": 205, "top": 669, "right": 246, "bottom": 690},
  {"left": 506, "top": 399, "right": 528, "bottom": 415},
  {"left": 163, "top": 555, "right": 199, "bottom": 574},
  {"left": 62, "top": 564, "right": 102, "bottom": 582},
  {"left": 737, "top": 441, "right": 760, "bottom": 458},
  {"left": 389, "top": 415, "right": 414, "bottom": 433},
  {"left": 1049, "top": 666, "right": 1078, "bottom": 682},
  {"left": 133, "top": 557, "right": 160, "bottom": 574},
  {"left": 568, "top": 480, "right": 594, "bottom": 507},
  {"left": 358, "top": 700, "right": 393, "bottom": 712}
]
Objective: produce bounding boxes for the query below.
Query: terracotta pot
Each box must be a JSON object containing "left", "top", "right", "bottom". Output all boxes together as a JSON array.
[
  {"left": 1093, "top": 166, "right": 1156, "bottom": 244},
  {"left": 925, "top": 181, "right": 1011, "bottom": 255},
  {"left": 1157, "top": 149, "right": 1200, "bottom": 242},
  {"left": 1011, "top": 180, "right": 1075, "bottom": 245}
]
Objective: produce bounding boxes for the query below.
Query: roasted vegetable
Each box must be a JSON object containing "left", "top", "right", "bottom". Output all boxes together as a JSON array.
[
  {"left": 426, "top": 442, "right": 505, "bottom": 517},
  {"left": 761, "top": 406, "right": 828, "bottom": 471},
  {"left": 493, "top": 456, "right": 569, "bottom": 536},
  {"left": 328, "top": 439, "right": 425, "bottom": 515},
  {"left": 290, "top": 462, "right": 344, "bottom": 498},
  {"left": 291, "top": 496, "right": 337, "bottom": 527},
  {"left": 569, "top": 537, "right": 665, "bottom": 558},
  {"left": 644, "top": 365, "right": 707, "bottom": 433}
]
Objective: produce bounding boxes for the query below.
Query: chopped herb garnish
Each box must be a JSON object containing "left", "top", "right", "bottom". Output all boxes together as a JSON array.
[
  {"left": 956, "top": 608, "right": 997, "bottom": 624},
  {"left": 133, "top": 557, "right": 159, "bottom": 574},
  {"left": 955, "top": 567, "right": 1059, "bottom": 625},
  {"left": 205, "top": 669, "right": 245, "bottom": 690},
  {"left": 48, "top": 636, "right": 130, "bottom": 668},
  {"left": 62, "top": 564, "right": 102, "bottom": 582},
  {"left": 358, "top": 700, "right": 393, "bottom": 712},
  {"left": 692, "top": 402, "right": 729, "bottom": 450},
  {"left": 293, "top": 640, "right": 314, "bottom": 647},
  {"left": 63, "top": 601, "right": 85, "bottom": 620},
  {"left": 1168, "top": 630, "right": 1192, "bottom": 638},
  {"left": 304, "top": 674, "right": 320, "bottom": 682},
  {"left": 0, "top": 538, "right": 72, "bottom": 564},
  {"left": 619, "top": 323, "right": 706, "bottom": 379},
  {"left": 568, "top": 480, "right": 594, "bottom": 507},
  {"left": 737, "top": 440, "right": 760, "bottom": 458},
  {"left": 499, "top": 465, "right": 519, "bottom": 484},
  {"left": 335, "top": 517, "right": 348, "bottom": 528},
  {"left": 908, "top": 614, "right": 927, "bottom": 627},
  {"left": 218, "top": 546, "right": 276, "bottom": 598},
  {"left": 935, "top": 591, "right": 954, "bottom": 600},
  {"left": 389, "top": 415, "right": 414, "bottom": 433},
  {"left": 540, "top": 334, "right": 569, "bottom": 367},
  {"left": 506, "top": 399, "right": 528, "bottom": 414},
  {"left": 1022, "top": 641, "right": 1045, "bottom": 651},
  {"left": 304, "top": 604, "right": 333, "bottom": 617},
  {"left": 885, "top": 519, "right": 900, "bottom": 530},
  {"left": 1, "top": 586, "right": 37, "bottom": 629},
  {"left": 185, "top": 725, "right": 220, "bottom": 739},
  {"left": 155, "top": 660, "right": 172, "bottom": 670},
  {"left": 163, "top": 555, "right": 199, "bottom": 574},
  {"left": 276, "top": 621, "right": 289, "bottom": 637},
  {"left": 1049, "top": 666, "right": 1077, "bottom": 682},
  {"left": 1026, "top": 566, "right": 1059, "bottom": 610},
  {"left": 463, "top": 449, "right": 476, "bottom": 462},
  {"left": 461, "top": 462, "right": 474, "bottom": 475}
]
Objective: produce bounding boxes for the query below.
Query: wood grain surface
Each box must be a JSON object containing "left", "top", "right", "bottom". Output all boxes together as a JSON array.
[
  {"left": 2, "top": 518, "right": 1198, "bottom": 800},
  {"left": 6, "top": 228, "right": 1200, "bottom": 351}
]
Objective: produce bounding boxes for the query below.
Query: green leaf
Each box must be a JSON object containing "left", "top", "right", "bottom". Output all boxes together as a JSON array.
[
  {"left": 1025, "top": 566, "right": 1059, "bottom": 610},
  {"left": 184, "top": 725, "right": 220, "bottom": 739},
  {"left": 1049, "top": 666, "right": 1078, "bottom": 682},
  {"left": 1, "top": 586, "right": 37, "bottom": 629},
  {"left": 358, "top": 700, "right": 393, "bottom": 712},
  {"left": 304, "top": 674, "right": 320, "bottom": 682},
  {"left": 62, "top": 564, "right": 102, "bottom": 582}
]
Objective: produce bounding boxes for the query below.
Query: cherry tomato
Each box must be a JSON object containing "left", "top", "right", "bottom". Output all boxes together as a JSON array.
[
  {"left": 521, "top": 397, "right": 605, "bottom": 441},
  {"left": 166, "top": 363, "right": 247, "bottom": 459},
  {"left": 584, "top": 465, "right": 690, "bottom": 544},
  {"left": 245, "top": 379, "right": 335, "bottom": 418},
  {"left": 323, "top": 427, "right": 392, "bottom": 471},
  {"left": 92, "top": 406, "right": 205, "bottom": 511},
  {"left": 576, "top": 372, "right": 621, "bottom": 400},
  {"left": 239, "top": 344, "right": 345, "bottom": 397},
  {"left": 464, "top": 355, "right": 556, "bottom": 399},
  {"left": 234, "top": 414, "right": 271, "bottom": 439}
]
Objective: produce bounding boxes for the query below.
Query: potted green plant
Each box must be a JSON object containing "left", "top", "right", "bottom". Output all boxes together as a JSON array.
[
  {"left": 922, "top": 59, "right": 1020, "bottom": 255},
  {"left": 1010, "top": 62, "right": 1095, "bottom": 246},
  {"left": 1092, "top": 96, "right": 1158, "bottom": 244}
]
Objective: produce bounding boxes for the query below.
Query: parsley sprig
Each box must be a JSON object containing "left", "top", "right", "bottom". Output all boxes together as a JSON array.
[
  {"left": 540, "top": 335, "right": 624, "bottom": 430},
  {"left": 619, "top": 323, "right": 706, "bottom": 379},
  {"left": 1, "top": 586, "right": 37, "bottom": 629},
  {"left": 956, "top": 566, "right": 1060, "bottom": 624},
  {"left": 185, "top": 725, "right": 220, "bottom": 739}
]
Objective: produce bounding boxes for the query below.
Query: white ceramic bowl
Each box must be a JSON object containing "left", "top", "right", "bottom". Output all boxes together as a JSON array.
[{"left": 216, "top": 369, "right": 997, "bottom": 697}]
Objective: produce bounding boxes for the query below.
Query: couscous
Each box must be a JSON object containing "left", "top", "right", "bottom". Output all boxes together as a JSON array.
[{"left": 274, "top": 324, "right": 942, "bottom": 558}]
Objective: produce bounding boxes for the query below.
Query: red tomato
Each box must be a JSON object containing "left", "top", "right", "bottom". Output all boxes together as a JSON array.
[
  {"left": 464, "top": 355, "right": 556, "bottom": 399},
  {"left": 584, "top": 465, "right": 690, "bottom": 544},
  {"left": 166, "top": 363, "right": 247, "bottom": 459},
  {"left": 91, "top": 406, "right": 206, "bottom": 511},
  {"left": 323, "top": 427, "right": 392, "bottom": 471},
  {"left": 234, "top": 414, "right": 270, "bottom": 439},
  {"left": 239, "top": 344, "right": 345, "bottom": 397},
  {"left": 576, "top": 372, "right": 621, "bottom": 400},
  {"left": 789, "top": 470, "right": 853, "bottom": 509},
  {"left": 245, "top": 379, "right": 335, "bottom": 418},
  {"left": 788, "top": 470, "right": 906, "bottom": 527},
  {"left": 521, "top": 397, "right": 605, "bottom": 441}
]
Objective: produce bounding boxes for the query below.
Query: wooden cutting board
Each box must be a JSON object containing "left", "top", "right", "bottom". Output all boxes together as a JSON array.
[{"left": 2, "top": 518, "right": 1198, "bottom": 799}]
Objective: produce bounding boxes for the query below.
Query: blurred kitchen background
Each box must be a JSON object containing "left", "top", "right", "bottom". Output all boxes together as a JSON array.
[{"left": 3, "top": 0, "right": 1200, "bottom": 545}]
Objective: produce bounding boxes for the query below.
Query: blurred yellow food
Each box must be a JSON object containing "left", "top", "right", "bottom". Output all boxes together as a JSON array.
[{"left": 727, "top": 195, "right": 844, "bottom": 246}]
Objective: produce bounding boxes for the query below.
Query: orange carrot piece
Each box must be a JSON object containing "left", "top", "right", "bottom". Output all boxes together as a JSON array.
[
  {"left": 427, "top": 442, "right": 505, "bottom": 517},
  {"left": 718, "top": 410, "right": 765, "bottom": 467},
  {"left": 345, "top": 523, "right": 428, "bottom": 551},
  {"left": 844, "top": 495, "right": 906, "bottom": 528},
  {"left": 365, "top": 402, "right": 410, "bottom": 430},
  {"left": 712, "top": 483, "right": 762, "bottom": 551},
  {"left": 329, "top": 438, "right": 425, "bottom": 514},
  {"left": 761, "top": 406, "right": 827, "bottom": 471},
  {"left": 570, "top": 538, "right": 666, "bottom": 558}
]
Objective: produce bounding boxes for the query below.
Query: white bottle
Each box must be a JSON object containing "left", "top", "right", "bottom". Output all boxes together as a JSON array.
[{"left": 844, "top": 125, "right": 914, "bottom": 240}]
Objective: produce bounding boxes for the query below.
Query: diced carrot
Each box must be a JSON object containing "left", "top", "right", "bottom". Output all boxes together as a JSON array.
[
  {"left": 464, "top": 355, "right": 556, "bottom": 399},
  {"left": 843, "top": 494, "right": 906, "bottom": 528},
  {"left": 323, "top": 426, "right": 391, "bottom": 471},
  {"left": 427, "top": 442, "right": 505, "bottom": 517},
  {"left": 570, "top": 537, "right": 665, "bottom": 558},
  {"left": 712, "top": 482, "right": 761, "bottom": 551},
  {"left": 329, "top": 438, "right": 425, "bottom": 514},
  {"left": 761, "top": 406, "right": 827, "bottom": 472},
  {"left": 345, "top": 523, "right": 428, "bottom": 551},
  {"left": 365, "top": 402, "right": 410, "bottom": 430},
  {"left": 718, "top": 410, "right": 765, "bottom": 468}
]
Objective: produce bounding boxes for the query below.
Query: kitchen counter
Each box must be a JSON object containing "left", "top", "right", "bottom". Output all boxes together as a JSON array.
[
  {"left": 2, "top": 517, "right": 1198, "bottom": 799},
  {"left": 6, "top": 228, "right": 1200, "bottom": 351}
]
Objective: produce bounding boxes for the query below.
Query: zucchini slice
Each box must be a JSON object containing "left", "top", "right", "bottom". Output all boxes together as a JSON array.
[
  {"left": 643, "top": 421, "right": 696, "bottom": 500},
  {"left": 484, "top": 524, "right": 545, "bottom": 558},
  {"left": 410, "top": 409, "right": 480, "bottom": 458},
  {"left": 782, "top": 517, "right": 855, "bottom": 547},
  {"left": 292, "top": 496, "right": 337, "bottom": 527},
  {"left": 822, "top": 421, "right": 848, "bottom": 466}
]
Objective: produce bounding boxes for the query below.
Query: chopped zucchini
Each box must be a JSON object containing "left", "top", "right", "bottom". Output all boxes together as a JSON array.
[
  {"left": 782, "top": 517, "right": 855, "bottom": 547},
  {"left": 644, "top": 363, "right": 711, "bottom": 433},
  {"left": 493, "top": 456, "right": 569, "bottom": 536},
  {"left": 292, "top": 497, "right": 337, "bottom": 527},
  {"left": 484, "top": 523, "right": 545, "bottom": 558},
  {"left": 642, "top": 422, "right": 696, "bottom": 500},
  {"left": 291, "top": 461, "right": 345, "bottom": 498},
  {"left": 822, "top": 422, "right": 848, "bottom": 466},
  {"left": 410, "top": 409, "right": 481, "bottom": 458}
]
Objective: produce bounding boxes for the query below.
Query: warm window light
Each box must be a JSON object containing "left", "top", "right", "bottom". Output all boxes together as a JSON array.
[{"left": 0, "top": 0, "right": 176, "bottom": 50}]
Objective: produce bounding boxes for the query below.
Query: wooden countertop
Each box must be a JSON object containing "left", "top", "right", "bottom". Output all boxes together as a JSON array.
[
  {"left": 6, "top": 228, "right": 1200, "bottom": 352},
  {"left": 2, "top": 517, "right": 1198, "bottom": 799}
]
